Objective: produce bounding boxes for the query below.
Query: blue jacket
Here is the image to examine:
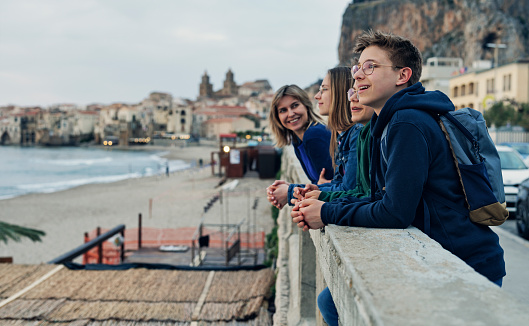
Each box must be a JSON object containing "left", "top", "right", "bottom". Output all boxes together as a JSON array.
[
  {"left": 293, "top": 123, "right": 334, "bottom": 184},
  {"left": 321, "top": 83, "right": 505, "bottom": 282},
  {"left": 288, "top": 123, "right": 362, "bottom": 205}
]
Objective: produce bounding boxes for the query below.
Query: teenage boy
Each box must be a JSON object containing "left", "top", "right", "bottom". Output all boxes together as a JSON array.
[{"left": 291, "top": 30, "right": 505, "bottom": 326}]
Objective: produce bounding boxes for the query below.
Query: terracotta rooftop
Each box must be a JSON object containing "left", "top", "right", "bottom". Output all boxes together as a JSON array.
[{"left": 0, "top": 264, "right": 274, "bottom": 325}]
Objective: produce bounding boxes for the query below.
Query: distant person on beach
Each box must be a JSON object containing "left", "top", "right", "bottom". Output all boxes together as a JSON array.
[{"left": 266, "top": 85, "right": 333, "bottom": 209}]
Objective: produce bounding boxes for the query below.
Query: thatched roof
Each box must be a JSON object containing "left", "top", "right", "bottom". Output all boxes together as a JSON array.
[{"left": 0, "top": 264, "right": 274, "bottom": 325}]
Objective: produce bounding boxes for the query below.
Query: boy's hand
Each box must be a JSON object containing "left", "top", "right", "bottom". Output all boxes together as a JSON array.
[
  {"left": 291, "top": 201, "right": 310, "bottom": 232},
  {"left": 317, "top": 168, "right": 332, "bottom": 184},
  {"left": 298, "top": 199, "right": 325, "bottom": 229}
]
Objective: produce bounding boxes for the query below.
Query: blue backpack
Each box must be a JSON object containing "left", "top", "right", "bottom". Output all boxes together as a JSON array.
[{"left": 435, "top": 107, "right": 508, "bottom": 226}]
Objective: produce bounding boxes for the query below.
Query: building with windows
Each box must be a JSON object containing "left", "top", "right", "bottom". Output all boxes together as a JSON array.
[
  {"left": 168, "top": 98, "right": 193, "bottom": 135},
  {"left": 193, "top": 105, "right": 260, "bottom": 139},
  {"left": 420, "top": 57, "right": 463, "bottom": 96},
  {"left": 449, "top": 60, "right": 529, "bottom": 112}
]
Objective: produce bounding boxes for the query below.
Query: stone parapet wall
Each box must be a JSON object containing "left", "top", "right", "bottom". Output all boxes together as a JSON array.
[{"left": 274, "top": 146, "right": 529, "bottom": 326}]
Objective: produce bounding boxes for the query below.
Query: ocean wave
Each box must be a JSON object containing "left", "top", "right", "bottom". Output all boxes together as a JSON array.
[
  {"left": 38, "top": 157, "right": 114, "bottom": 166},
  {"left": 0, "top": 194, "right": 17, "bottom": 200},
  {"left": 17, "top": 173, "right": 142, "bottom": 193},
  {"left": 149, "top": 153, "right": 168, "bottom": 163},
  {"left": 1, "top": 148, "right": 193, "bottom": 200}
]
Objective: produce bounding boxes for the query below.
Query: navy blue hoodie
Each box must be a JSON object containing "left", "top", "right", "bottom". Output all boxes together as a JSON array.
[{"left": 321, "top": 83, "right": 505, "bottom": 282}]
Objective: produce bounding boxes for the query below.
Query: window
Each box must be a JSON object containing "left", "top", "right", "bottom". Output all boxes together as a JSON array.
[
  {"left": 181, "top": 118, "right": 186, "bottom": 124},
  {"left": 469, "top": 83, "right": 474, "bottom": 95},
  {"left": 486, "top": 78, "right": 495, "bottom": 94},
  {"left": 453, "top": 86, "right": 459, "bottom": 97},
  {"left": 181, "top": 110, "right": 186, "bottom": 116},
  {"left": 503, "top": 74, "right": 512, "bottom": 91},
  {"left": 469, "top": 103, "right": 474, "bottom": 109},
  {"left": 461, "top": 85, "right": 466, "bottom": 96}
]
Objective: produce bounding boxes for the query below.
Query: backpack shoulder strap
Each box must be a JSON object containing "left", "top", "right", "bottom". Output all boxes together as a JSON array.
[{"left": 440, "top": 112, "right": 482, "bottom": 162}]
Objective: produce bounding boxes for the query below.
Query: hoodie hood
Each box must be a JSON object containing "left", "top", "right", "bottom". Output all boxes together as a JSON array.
[{"left": 371, "top": 82, "right": 455, "bottom": 138}]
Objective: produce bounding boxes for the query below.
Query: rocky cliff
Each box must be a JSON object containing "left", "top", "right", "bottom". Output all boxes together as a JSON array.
[{"left": 338, "top": 0, "right": 529, "bottom": 66}]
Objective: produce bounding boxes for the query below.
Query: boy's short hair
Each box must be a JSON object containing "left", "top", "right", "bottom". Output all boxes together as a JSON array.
[{"left": 353, "top": 30, "right": 422, "bottom": 86}]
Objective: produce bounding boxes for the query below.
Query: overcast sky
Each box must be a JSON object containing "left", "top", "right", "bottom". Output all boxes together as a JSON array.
[{"left": 0, "top": 0, "right": 350, "bottom": 107}]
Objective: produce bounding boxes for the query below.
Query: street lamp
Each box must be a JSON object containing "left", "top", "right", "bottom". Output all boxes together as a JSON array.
[
  {"left": 486, "top": 42, "right": 507, "bottom": 68},
  {"left": 486, "top": 42, "right": 507, "bottom": 106}
]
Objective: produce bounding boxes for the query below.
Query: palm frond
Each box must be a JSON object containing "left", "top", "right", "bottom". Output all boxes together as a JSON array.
[{"left": 0, "top": 221, "right": 46, "bottom": 244}]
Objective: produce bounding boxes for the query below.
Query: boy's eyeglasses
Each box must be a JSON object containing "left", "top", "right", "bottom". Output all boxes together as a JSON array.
[{"left": 352, "top": 60, "right": 404, "bottom": 76}]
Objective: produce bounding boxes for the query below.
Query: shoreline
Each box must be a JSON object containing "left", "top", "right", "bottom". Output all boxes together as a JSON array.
[
  {"left": 0, "top": 144, "right": 275, "bottom": 265},
  {"left": 0, "top": 143, "right": 220, "bottom": 201}
]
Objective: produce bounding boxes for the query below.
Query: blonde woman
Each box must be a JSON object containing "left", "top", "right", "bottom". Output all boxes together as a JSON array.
[{"left": 266, "top": 85, "right": 333, "bottom": 209}]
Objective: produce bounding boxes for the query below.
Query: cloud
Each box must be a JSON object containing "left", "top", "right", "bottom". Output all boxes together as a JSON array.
[{"left": 172, "top": 28, "right": 228, "bottom": 43}]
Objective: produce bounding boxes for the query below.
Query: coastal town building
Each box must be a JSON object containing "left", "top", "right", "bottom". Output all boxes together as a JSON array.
[
  {"left": 220, "top": 69, "right": 238, "bottom": 96},
  {"left": 168, "top": 97, "right": 193, "bottom": 135},
  {"left": 0, "top": 114, "right": 21, "bottom": 145},
  {"left": 94, "top": 103, "right": 148, "bottom": 145},
  {"left": 199, "top": 69, "right": 239, "bottom": 99},
  {"left": 37, "top": 108, "right": 80, "bottom": 146},
  {"left": 0, "top": 107, "right": 41, "bottom": 146},
  {"left": 72, "top": 110, "right": 98, "bottom": 142},
  {"left": 238, "top": 80, "right": 273, "bottom": 97},
  {"left": 193, "top": 105, "right": 261, "bottom": 139},
  {"left": 199, "top": 71, "right": 214, "bottom": 99},
  {"left": 141, "top": 92, "right": 173, "bottom": 134},
  {"left": 203, "top": 117, "right": 257, "bottom": 139},
  {"left": 449, "top": 59, "right": 529, "bottom": 112},
  {"left": 1, "top": 69, "right": 274, "bottom": 146},
  {"left": 420, "top": 57, "right": 464, "bottom": 96}
]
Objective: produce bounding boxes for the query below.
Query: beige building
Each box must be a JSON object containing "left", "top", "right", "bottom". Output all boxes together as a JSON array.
[
  {"left": 168, "top": 98, "right": 193, "bottom": 135},
  {"left": 449, "top": 60, "right": 529, "bottom": 112},
  {"left": 73, "top": 111, "right": 98, "bottom": 137},
  {"left": 420, "top": 57, "right": 463, "bottom": 96},
  {"left": 193, "top": 105, "right": 261, "bottom": 139},
  {"left": 203, "top": 117, "right": 256, "bottom": 139}
]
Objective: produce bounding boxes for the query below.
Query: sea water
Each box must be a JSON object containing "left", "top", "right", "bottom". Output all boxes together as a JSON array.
[{"left": 0, "top": 146, "right": 191, "bottom": 200}]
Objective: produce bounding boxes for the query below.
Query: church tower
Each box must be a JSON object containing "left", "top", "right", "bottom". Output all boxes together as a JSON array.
[
  {"left": 221, "top": 69, "right": 238, "bottom": 96},
  {"left": 199, "top": 71, "right": 213, "bottom": 98}
]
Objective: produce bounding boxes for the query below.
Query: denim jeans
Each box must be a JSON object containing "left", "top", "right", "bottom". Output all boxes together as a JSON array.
[
  {"left": 317, "top": 287, "right": 338, "bottom": 326},
  {"left": 318, "top": 278, "right": 503, "bottom": 325}
]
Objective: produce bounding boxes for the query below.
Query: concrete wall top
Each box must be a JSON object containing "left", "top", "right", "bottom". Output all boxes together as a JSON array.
[{"left": 313, "top": 225, "right": 529, "bottom": 325}]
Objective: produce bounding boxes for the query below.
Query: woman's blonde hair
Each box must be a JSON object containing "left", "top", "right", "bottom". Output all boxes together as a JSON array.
[
  {"left": 325, "top": 67, "right": 355, "bottom": 165},
  {"left": 268, "top": 84, "right": 325, "bottom": 148}
]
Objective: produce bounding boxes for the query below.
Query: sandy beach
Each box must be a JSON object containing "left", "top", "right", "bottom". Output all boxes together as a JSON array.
[{"left": 0, "top": 144, "right": 276, "bottom": 264}]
